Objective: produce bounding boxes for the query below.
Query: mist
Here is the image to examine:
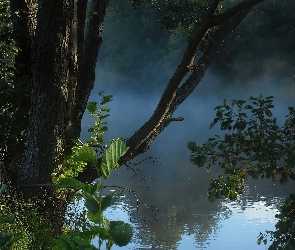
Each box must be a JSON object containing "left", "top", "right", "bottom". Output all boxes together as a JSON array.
[
  {"left": 80, "top": 64, "right": 295, "bottom": 249},
  {"left": 79, "top": 2, "right": 295, "bottom": 247}
]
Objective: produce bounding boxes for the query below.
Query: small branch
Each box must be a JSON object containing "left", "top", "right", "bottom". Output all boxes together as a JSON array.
[
  {"left": 289, "top": 172, "right": 295, "bottom": 180},
  {"left": 170, "top": 117, "right": 184, "bottom": 122}
]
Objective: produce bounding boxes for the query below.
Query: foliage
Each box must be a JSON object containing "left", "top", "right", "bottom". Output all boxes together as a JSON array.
[
  {"left": 52, "top": 92, "right": 114, "bottom": 184},
  {"left": 215, "top": 0, "right": 295, "bottom": 85},
  {"left": 188, "top": 95, "right": 295, "bottom": 202},
  {"left": 0, "top": 184, "right": 16, "bottom": 249},
  {"left": 0, "top": 184, "right": 53, "bottom": 249},
  {"left": 51, "top": 93, "right": 132, "bottom": 250},
  {"left": 0, "top": 0, "right": 29, "bottom": 177},
  {"left": 258, "top": 194, "right": 295, "bottom": 250}
]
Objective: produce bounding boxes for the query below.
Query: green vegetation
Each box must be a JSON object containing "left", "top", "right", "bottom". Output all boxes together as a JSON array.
[
  {"left": 0, "top": 184, "right": 53, "bottom": 249},
  {"left": 188, "top": 95, "right": 295, "bottom": 249},
  {"left": 0, "top": 93, "right": 132, "bottom": 249},
  {"left": 50, "top": 92, "right": 132, "bottom": 250}
]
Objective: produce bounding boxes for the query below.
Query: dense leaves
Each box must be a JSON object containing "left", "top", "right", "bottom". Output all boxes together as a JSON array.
[
  {"left": 188, "top": 95, "right": 295, "bottom": 201},
  {"left": 0, "top": 0, "right": 29, "bottom": 177},
  {"left": 51, "top": 95, "right": 132, "bottom": 249}
]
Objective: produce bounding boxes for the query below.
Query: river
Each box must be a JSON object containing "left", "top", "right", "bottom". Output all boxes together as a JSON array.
[{"left": 79, "top": 69, "right": 295, "bottom": 249}]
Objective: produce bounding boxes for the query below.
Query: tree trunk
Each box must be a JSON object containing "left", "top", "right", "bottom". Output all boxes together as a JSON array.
[
  {"left": 8, "top": 0, "right": 109, "bottom": 238},
  {"left": 17, "top": 0, "right": 110, "bottom": 185}
]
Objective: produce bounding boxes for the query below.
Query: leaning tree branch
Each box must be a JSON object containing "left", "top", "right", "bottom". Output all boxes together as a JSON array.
[
  {"left": 125, "top": 0, "right": 222, "bottom": 160},
  {"left": 170, "top": 8, "right": 252, "bottom": 111},
  {"left": 210, "top": 0, "right": 264, "bottom": 27}
]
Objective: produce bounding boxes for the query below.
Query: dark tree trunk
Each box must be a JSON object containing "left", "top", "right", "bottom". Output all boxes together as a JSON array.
[
  {"left": 16, "top": 0, "right": 110, "bottom": 185},
  {"left": 8, "top": 0, "right": 109, "bottom": 237}
]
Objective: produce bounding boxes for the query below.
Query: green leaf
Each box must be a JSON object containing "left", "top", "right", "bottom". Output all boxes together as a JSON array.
[
  {"left": 51, "top": 245, "right": 66, "bottom": 250},
  {"left": 87, "top": 102, "right": 98, "bottom": 114},
  {"left": 101, "top": 139, "right": 129, "bottom": 179},
  {"left": 83, "top": 194, "right": 100, "bottom": 214},
  {"left": 187, "top": 141, "right": 198, "bottom": 152},
  {"left": 101, "top": 193, "right": 118, "bottom": 211},
  {"left": 72, "top": 232, "right": 94, "bottom": 246},
  {"left": 101, "top": 107, "right": 110, "bottom": 112},
  {"left": 1, "top": 213, "right": 15, "bottom": 224},
  {"left": 82, "top": 183, "right": 99, "bottom": 195},
  {"left": 77, "top": 145, "right": 97, "bottom": 164},
  {"left": 0, "top": 233, "right": 13, "bottom": 248},
  {"left": 58, "top": 177, "right": 85, "bottom": 189},
  {"left": 210, "top": 118, "right": 219, "bottom": 129},
  {"left": 50, "top": 235, "right": 72, "bottom": 250},
  {"left": 101, "top": 95, "right": 113, "bottom": 105},
  {"left": 265, "top": 109, "right": 272, "bottom": 117},
  {"left": 92, "top": 226, "right": 113, "bottom": 240},
  {"left": 0, "top": 184, "right": 7, "bottom": 196},
  {"left": 108, "top": 221, "right": 133, "bottom": 247},
  {"left": 87, "top": 213, "right": 101, "bottom": 224}
]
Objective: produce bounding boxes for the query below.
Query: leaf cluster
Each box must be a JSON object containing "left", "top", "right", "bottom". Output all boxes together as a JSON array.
[
  {"left": 188, "top": 95, "right": 295, "bottom": 202},
  {"left": 51, "top": 93, "right": 132, "bottom": 249},
  {"left": 0, "top": 184, "right": 53, "bottom": 249},
  {"left": 0, "top": 0, "right": 29, "bottom": 176}
]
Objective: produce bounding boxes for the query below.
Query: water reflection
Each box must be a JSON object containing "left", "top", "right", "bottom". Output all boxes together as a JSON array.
[
  {"left": 80, "top": 80, "right": 294, "bottom": 249},
  {"left": 101, "top": 183, "right": 290, "bottom": 249}
]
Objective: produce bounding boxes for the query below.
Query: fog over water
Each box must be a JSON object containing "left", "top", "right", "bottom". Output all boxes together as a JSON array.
[{"left": 79, "top": 63, "right": 295, "bottom": 249}]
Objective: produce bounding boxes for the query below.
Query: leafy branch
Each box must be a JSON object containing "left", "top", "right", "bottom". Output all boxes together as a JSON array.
[{"left": 188, "top": 95, "right": 295, "bottom": 201}]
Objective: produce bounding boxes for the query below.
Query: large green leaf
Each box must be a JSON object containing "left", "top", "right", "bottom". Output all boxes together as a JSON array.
[
  {"left": 101, "top": 193, "right": 118, "bottom": 211},
  {"left": 101, "top": 139, "right": 128, "bottom": 179},
  {"left": 82, "top": 183, "right": 99, "bottom": 195},
  {"left": 0, "top": 233, "right": 13, "bottom": 248},
  {"left": 58, "top": 177, "right": 85, "bottom": 189},
  {"left": 1, "top": 213, "right": 15, "bottom": 224},
  {"left": 50, "top": 234, "right": 74, "bottom": 250},
  {"left": 71, "top": 231, "right": 95, "bottom": 246},
  {"left": 77, "top": 145, "right": 97, "bottom": 164},
  {"left": 92, "top": 226, "right": 112, "bottom": 241},
  {"left": 51, "top": 246, "right": 66, "bottom": 250},
  {"left": 84, "top": 193, "right": 100, "bottom": 215},
  {"left": 0, "top": 184, "right": 6, "bottom": 196},
  {"left": 108, "top": 221, "right": 133, "bottom": 247}
]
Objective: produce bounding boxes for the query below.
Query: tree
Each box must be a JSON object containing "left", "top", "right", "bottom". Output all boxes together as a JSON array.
[{"left": 2, "top": 0, "right": 266, "bottom": 238}]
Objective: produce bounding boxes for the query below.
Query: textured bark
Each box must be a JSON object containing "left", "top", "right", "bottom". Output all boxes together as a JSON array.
[
  {"left": 9, "top": 0, "right": 109, "bottom": 237},
  {"left": 18, "top": 0, "right": 110, "bottom": 185}
]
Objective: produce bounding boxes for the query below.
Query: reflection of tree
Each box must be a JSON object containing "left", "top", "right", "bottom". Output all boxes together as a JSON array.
[
  {"left": 258, "top": 194, "right": 295, "bottom": 250},
  {"left": 124, "top": 182, "right": 232, "bottom": 249}
]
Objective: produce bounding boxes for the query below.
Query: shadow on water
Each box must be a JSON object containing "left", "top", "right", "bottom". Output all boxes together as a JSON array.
[{"left": 80, "top": 68, "right": 295, "bottom": 249}]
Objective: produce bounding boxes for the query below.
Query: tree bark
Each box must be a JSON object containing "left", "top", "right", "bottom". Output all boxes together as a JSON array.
[{"left": 18, "top": 0, "right": 110, "bottom": 185}]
